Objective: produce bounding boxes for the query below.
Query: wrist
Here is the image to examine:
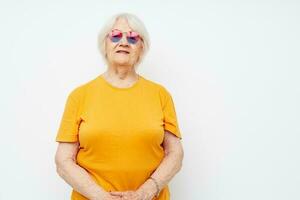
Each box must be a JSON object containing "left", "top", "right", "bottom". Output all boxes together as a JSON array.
[
  {"left": 149, "top": 176, "right": 160, "bottom": 197},
  {"left": 90, "top": 190, "right": 106, "bottom": 200},
  {"left": 147, "top": 176, "right": 160, "bottom": 197},
  {"left": 138, "top": 179, "right": 158, "bottom": 197}
]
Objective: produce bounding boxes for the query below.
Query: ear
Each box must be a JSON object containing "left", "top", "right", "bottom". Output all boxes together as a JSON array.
[
  {"left": 137, "top": 44, "right": 145, "bottom": 62},
  {"left": 141, "top": 41, "right": 145, "bottom": 52}
]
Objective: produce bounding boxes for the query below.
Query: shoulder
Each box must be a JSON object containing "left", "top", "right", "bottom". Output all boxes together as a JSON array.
[
  {"left": 66, "top": 76, "right": 98, "bottom": 101},
  {"left": 142, "top": 75, "right": 170, "bottom": 90},
  {"left": 141, "top": 75, "right": 173, "bottom": 100}
]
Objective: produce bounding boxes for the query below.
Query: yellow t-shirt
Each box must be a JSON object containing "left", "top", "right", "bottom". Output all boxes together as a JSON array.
[{"left": 55, "top": 74, "right": 182, "bottom": 200}]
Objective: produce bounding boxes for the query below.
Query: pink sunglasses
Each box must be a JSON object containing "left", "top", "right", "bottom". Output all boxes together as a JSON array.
[{"left": 108, "top": 29, "right": 141, "bottom": 44}]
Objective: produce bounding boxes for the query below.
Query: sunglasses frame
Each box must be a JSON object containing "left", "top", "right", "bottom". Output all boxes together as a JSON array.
[{"left": 108, "top": 29, "right": 142, "bottom": 45}]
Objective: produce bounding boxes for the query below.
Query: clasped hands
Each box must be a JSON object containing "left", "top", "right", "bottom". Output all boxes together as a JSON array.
[{"left": 104, "top": 181, "right": 157, "bottom": 200}]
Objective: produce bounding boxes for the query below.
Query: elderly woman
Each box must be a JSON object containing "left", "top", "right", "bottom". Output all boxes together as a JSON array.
[{"left": 55, "top": 12, "right": 184, "bottom": 200}]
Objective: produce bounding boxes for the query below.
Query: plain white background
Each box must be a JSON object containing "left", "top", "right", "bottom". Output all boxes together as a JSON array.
[{"left": 1, "top": 1, "right": 299, "bottom": 199}]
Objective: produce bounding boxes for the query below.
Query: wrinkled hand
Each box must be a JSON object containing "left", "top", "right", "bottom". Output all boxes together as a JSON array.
[
  {"left": 110, "top": 190, "right": 140, "bottom": 200},
  {"left": 98, "top": 192, "right": 123, "bottom": 200},
  {"left": 109, "top": 186, "right": 156, "bottom": 200}
]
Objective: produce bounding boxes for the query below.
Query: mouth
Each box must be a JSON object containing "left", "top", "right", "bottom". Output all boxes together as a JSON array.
[{"left": 115, "top": 50, "right": 130, "bottom": 54}]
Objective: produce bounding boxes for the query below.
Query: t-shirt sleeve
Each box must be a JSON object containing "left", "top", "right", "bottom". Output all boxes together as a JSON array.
[
  {"left": 160, "top": 86, "right": 182, "bottom": 140},
  {"left": 55, "top": 86, "right": 84, "bottom": 142}
]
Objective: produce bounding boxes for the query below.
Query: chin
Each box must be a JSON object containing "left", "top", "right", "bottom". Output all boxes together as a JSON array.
[
  {"left": 114, "top": 61, "right": 131, "bottom": 66},
  {"left": 113, "top": 58, "right": 131, "bottom": 65}
]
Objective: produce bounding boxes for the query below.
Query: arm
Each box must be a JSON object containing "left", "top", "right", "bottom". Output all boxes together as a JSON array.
[
  {"left": 138, "top": 131, "right": 184, "bottom": 196},
  {"left": 55, "top": 142, "right": 117, "bottom": 200}
]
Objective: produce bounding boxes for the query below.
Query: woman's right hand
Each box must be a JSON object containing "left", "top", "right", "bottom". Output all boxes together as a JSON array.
[{"left": 97, "top": 192, "right": 123, "bottom": 200}]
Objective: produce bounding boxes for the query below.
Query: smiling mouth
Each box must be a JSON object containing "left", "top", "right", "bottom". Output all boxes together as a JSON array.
[{"left": 116, "top": 50, "right": 130, "bottom": 54}]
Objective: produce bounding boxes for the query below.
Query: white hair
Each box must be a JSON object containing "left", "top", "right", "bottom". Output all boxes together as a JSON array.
[{"left": 97, "top": 12, "right": 150, "bottom": 68}]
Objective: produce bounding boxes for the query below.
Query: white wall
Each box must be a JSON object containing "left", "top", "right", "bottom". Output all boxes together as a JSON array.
[{"left": 1, "top": 1, "right": 299, "bottom": 199}]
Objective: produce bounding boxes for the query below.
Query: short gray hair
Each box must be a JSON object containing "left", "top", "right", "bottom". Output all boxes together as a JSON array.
[{"left": 97, "top": 12, "right": 150, "bottom": 68}]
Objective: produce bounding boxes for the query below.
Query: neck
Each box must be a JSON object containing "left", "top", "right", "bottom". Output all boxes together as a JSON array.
[{"left": 103, "top": 64, "right": 138, "bottom": 83}]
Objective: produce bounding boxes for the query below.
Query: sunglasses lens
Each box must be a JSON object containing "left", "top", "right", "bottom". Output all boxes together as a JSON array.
[
  {"left": 127, "top": 36, "right": 139, "bottom": 44},
  {"left": 109, "top": 30, "right": 122, "bottom": 43},
  {"left": 127, "top": 31, "right": 140, "bottom": 44}
]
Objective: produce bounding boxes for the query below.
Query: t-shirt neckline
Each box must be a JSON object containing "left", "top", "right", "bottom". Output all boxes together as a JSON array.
[{"left": 97, "top": 74, "right": 143, "bottom": 91}]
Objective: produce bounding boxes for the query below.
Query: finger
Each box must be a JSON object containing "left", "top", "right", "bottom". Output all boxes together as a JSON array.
[
  {"left": 121, "top": 195, "right": 131, "bottom": 200},
  {"left": 110, "top": 192, "right": 123, "bottom": 196},
  {"left": 118, "top": 193, "right": 132, "bottom": 200},
  {"left": 112, "top": 196, "right": 122, "bottom": 200},
  {"left": 110, "top": 191, "right": 132, "bottom": 195}
]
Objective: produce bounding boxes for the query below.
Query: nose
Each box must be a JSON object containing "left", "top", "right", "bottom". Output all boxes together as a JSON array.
[{"left": 119, "top": 33, "right": 129, "bottom": 45}]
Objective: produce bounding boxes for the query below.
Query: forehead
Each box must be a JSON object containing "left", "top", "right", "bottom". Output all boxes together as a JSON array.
[{"left": 112, "top": 17, "right": 133, "bottom": 32}]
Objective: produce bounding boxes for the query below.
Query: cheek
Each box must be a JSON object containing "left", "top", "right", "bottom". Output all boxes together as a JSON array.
[
  {"left": 106, "top": 45, "right": 112, "bottom": 53},
  {"left": 105, "top": 40, "right": 115, "bottom": 54},
  {"left": 131, "top": 45, "right": 142, "bottom": 58}
]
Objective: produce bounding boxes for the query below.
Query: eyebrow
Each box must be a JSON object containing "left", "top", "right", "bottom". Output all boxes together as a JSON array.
[{"left": 112, "top": 28, "right": 134, "bottom": 32}]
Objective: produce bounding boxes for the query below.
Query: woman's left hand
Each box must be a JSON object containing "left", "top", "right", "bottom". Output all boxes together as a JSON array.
[{"left": 109, "top": 182, "right": 157, "bottom": 200}]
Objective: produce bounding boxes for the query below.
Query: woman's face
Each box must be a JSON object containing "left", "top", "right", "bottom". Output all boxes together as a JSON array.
[{"left": 105, "top": 18, "right": 143, "bottom": 67}]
